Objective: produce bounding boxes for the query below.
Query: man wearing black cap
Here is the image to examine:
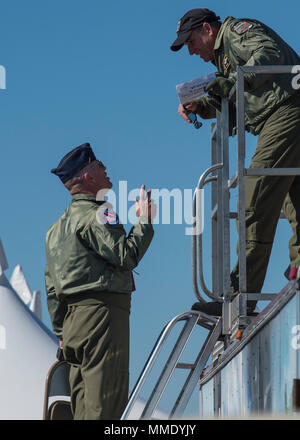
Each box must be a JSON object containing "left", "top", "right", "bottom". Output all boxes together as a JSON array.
[
  {"left": 171, "top": 9, "right": 300, "bottom": 315},
  {"left": 45, "top": 143, "right": 155, "bottom": 419}
]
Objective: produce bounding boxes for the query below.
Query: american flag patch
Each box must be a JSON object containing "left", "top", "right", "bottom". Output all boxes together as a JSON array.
[{"left": 103, "top": 209, "right": 119, "bottom": 225}]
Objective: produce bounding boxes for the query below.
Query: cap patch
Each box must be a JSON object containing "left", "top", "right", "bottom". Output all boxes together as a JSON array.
[{"left": 232, "top": 21, "right": 253, "bottom": 35}]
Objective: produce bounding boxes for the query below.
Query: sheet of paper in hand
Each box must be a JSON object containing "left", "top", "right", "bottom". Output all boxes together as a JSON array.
[{"left": 176, "top": 72, "right": 216, "bottom": 105}]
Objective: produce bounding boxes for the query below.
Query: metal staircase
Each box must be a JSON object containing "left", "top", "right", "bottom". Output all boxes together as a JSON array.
[
  {"left": 121, "top": 65, "right": 300, "bottom": 420},
  {"left": 121, "top": 312, "right": 222, "bottom": 420}
]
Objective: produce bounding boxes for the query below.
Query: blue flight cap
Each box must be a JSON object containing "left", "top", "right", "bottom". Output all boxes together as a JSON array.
[{"left": 51, "top": 143, "right": 96, "bottom": 183}]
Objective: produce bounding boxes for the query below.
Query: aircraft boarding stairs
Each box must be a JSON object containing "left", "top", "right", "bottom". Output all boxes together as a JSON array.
[{"left": 121, "top": 66, "right": 300, "bottom": 420}]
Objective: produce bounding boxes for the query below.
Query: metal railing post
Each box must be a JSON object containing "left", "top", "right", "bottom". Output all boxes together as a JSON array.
[
  {"left": 216, "top": 112, "right": 224, "bottom": 301},
  {"left": 236, "top": 67, "right": 247, "bottom": 300},
  {"left": 210, "top": 123, "right": 219, "bottom": 298},
  {"left": 220, "top": 98, "right": 231, "bottom": 334}
]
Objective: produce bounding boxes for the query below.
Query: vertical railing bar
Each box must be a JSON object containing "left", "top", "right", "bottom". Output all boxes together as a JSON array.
[
  {"left": 221, "top": 98, "right": 231, "bottom": 334},
  {"left": 211, "top": 122, "right": 218, "bottom": 299},
  {"left": 236, "top": 67, "right": 247, "bottom": 294},
  {"left": 216, "top": 112, "right": 224, "bottom": 299}
]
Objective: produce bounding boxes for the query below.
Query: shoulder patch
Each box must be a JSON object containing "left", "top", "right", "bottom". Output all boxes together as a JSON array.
[
  {"left": 232, "top": 21, "right": 254, "bottom": 35},
  {"left": 102, "top": 209, "right": 119, "bottom": 225}
]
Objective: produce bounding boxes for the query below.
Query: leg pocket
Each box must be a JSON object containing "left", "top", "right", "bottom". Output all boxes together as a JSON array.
[
  {"left": 62, "top": 306, "right": 83, "bottom": 365},
  {"left": 245, "top": 175, "right": 263, "bottom": 211}
]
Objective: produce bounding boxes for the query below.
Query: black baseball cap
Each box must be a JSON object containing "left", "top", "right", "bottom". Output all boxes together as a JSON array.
[
  {"left": 170, "top": 8, "right": 220, "bottom": 52},
  {"left": 51, "top": 143, "right": 97, "bottom": 183}
]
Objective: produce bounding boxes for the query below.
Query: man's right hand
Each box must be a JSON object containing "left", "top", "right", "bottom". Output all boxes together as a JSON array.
[
  {"left": 135, "top": 185, "right": 157, "bottom": 223},
  {"left": 178, "top": 101, "right": 198, "bottom": 123}
]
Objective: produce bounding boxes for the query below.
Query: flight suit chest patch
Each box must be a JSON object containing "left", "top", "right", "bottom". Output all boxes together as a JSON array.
[
  {"left": 233, "top": 21, "right": 253, "bottom": 35},
  {"left": 102, "top": 209, "right": 119, "bottom": 225}
]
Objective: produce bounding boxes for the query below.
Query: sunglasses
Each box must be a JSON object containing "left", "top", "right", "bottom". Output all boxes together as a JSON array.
[{"left": 78, "top": 160, "right": 105, "bottom": 178}]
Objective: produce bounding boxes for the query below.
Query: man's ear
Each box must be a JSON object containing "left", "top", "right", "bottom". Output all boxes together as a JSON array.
[{"left": 203, "top": 22, "right": 212, "bottom": 35}]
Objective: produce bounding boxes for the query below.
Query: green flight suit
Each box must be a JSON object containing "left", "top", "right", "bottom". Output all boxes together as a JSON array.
[
  {"left": 196, "top": 17, "right": 300, "bottom": 302},
  {"left": 45, "top": 194, "right": 154, "bottom": 419}
]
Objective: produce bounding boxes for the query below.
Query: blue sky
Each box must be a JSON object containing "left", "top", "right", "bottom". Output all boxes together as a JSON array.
[{"left": 1, "top": 0, "right": 300, "bottom": 415}]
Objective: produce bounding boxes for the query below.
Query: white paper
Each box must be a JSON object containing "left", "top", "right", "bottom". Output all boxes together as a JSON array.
[{"left": 176, "top": 72, "right": 216, "bottom": 105}]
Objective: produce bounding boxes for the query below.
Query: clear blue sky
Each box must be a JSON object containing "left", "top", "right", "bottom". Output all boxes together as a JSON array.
[{"left": 1, "top": 0, "right": 300, "bottom": 415}]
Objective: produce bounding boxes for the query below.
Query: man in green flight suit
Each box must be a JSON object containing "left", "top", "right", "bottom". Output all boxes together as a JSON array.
[
  {"left": 45, "top": 143, "right": 156, "bottom": 419},
  {"left": 171, "top": 8, "right": 300, "bottom": 315}
]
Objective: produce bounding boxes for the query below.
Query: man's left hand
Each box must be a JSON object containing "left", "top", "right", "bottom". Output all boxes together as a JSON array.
[{"left": 205, "top": 77, "right": 235, "bottom": 99}]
